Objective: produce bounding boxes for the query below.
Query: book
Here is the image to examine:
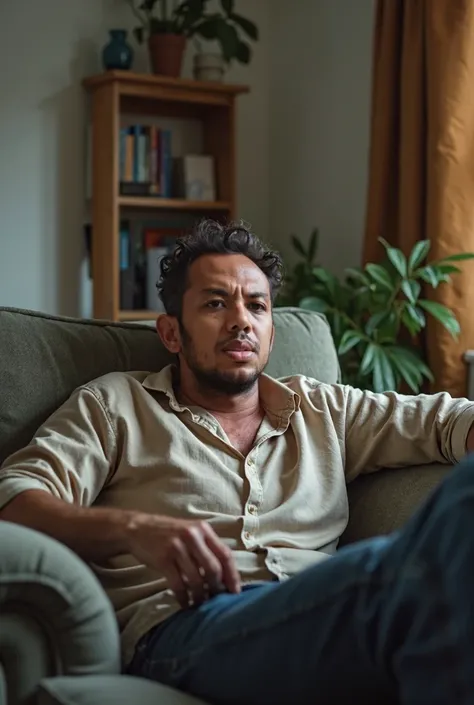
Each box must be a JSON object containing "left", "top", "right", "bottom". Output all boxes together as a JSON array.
[{"left": 174, "top": 155, "right": 216, "bottom": 201}]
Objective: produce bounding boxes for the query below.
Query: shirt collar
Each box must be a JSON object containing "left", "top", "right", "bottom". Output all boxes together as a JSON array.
[{"left": 142, "top": 364, "right": 301, "bottom": 418}]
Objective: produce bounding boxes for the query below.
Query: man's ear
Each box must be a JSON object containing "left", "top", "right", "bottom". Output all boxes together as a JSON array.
[{"left": 156, "top": 314, "right": 182, "bottom": 354}]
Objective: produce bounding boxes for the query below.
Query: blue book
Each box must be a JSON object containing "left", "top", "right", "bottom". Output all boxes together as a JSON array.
[
  {"left": 133, "top": 125, "right": 141, "bottom": 182},
  {"left": 119, "top": 128, "right": 128, "bottom": 181}
]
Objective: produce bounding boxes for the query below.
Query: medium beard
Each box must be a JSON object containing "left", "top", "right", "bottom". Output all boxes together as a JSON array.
[{"left": 179, "top": 322, "right": 267, "bottom": 395}]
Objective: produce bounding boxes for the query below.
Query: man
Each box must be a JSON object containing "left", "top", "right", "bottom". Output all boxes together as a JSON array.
[{"left": 1, "top": 219, "right": 474, "bottom": 705}]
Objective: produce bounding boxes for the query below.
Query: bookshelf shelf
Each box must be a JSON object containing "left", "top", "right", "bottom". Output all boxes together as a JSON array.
[
  {"left": 119, "top": 310, "right": 159, "bottom": 321},
  {"left": 118, "top": 196, "right": 232, "bottom": 211},
  {"left": 83, "top": 71, "right": 249, "bottom": 322}
]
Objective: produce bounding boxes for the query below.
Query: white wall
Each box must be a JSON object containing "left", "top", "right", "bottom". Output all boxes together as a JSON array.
[
  {"left": 269, "top": 0, "right": 375, "bottom": 274},
  {"left": 0, "top": 0, "right": 269, "bottom": 316}
]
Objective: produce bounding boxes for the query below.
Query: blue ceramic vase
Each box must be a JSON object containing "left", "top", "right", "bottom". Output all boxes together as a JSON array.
[{"left": 102, "top": 29, "right": 134, "bottom": 71}]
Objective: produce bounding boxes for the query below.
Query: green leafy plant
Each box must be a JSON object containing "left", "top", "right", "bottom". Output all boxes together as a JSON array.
[
  {"left": 126, "top": 0, "right": 258, "bottom": 64},
  {"left": 191, "top": 0, "right": 258, "bottom": 65},
  {"left": 126, "top": 0, "right": 205, "bottom": 41},
  {"left": 278, "top": 230, "right": 474, "bottom": 393}
]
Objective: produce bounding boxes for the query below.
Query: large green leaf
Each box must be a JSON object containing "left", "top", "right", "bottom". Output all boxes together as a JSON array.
[
  {"left": 416, "top": 265, "right": 440, "bottom": 287},
  {"left": 360, "top": 343, "right": 377, "bottom": 376},
  {"left": 438, "top": 252, "right": 474, "bottom": 263},
  {"left": 401, "top": 279, "right": 421, "bottom": 304},
  {"left": 365, "top": 263, "right": 393, "bottom": 291},
  {"left": 230, "top": 12, "right": 259, "bottom": 40},
  {"left": 380, "top": 239, "right": 407, "bottom": 277},
  {"left": 372, "top": 346, "right": 397, "bottom": 392},
  {"left": 434, "top": 263, "right": 462, "bottom": 275},
  {"left": 418, "top": 300, "right": 461, "bottom": 337},
  {"left": 365, "top": 311, "right": 391, "bottom": 336},
  {"left": 307, "top": 228, "right": 319, "bottom": 263},
  {"left": 299, "top": 296, "right": 329, "bottom": 313},
  {"left": 338, "top": 329, "right": 365, "bottom": 356},
  {"left": 291, "top": 234, "right": 306, "bottom": 258},
  {"left": 390, "top": 346, "right": 434, "bottom": 383},
  {"left": 408, "top": 240, "right": 431, "bottom": 272},
  {"left": 345, "top": 267, "right": 370, "bottom": 286},
  {"left": 386, "top": 349, "right": 421, "bottom": 393}
]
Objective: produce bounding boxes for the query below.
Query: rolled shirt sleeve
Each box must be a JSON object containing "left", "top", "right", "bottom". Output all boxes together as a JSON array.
[{"left": 0, "top": 385, "right": 117, "bottom": 510}]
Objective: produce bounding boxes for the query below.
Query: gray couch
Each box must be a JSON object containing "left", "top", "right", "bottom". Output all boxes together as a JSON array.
[{"left": 0, "top": 307, "right": 450, "bottom": 705}]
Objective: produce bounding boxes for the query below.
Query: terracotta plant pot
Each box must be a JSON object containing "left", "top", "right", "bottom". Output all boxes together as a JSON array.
[{"left": 148, "top": 33, "right": 186, "bottom": 77}]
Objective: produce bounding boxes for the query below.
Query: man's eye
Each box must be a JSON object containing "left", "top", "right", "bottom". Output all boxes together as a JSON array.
[
  {"left": 249, "top": 303, "right": 266, "bottom": 312},
  {"left": 206, "top": 300, "right": 225, "bottom": 308}
]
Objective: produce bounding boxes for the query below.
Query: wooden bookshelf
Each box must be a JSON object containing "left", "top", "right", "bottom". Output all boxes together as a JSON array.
[{"left": 82, "top": 71, "right": 249, "bottom": 322}]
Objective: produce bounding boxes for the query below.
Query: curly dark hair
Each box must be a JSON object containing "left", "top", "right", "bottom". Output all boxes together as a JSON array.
[{"left": 157, "top": 219, "right": 284, "bottom": 319}]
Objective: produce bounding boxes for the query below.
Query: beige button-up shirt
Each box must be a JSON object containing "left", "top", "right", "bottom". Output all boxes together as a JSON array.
[{"left": 1, "top": 365, "right": 473, "bottom": 664}]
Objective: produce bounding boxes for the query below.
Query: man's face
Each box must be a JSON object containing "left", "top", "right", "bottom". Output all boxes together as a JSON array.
[{"left": 174, "top": 253, "right": 274, "bottom": 395}]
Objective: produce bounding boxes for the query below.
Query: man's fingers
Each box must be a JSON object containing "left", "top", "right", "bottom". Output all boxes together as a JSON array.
[
  {"left": 174, "top": 543, "right": 206, "bottom": 605},
  {"left": 203, "top": 528, "right": 241, "bottom": 594},
  {"left": 165, "top": 563, "right": 189, "bottom": 609}
]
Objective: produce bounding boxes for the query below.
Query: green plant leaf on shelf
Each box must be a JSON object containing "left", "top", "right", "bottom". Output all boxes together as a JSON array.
[
  {"left": 401, "top": 279, "right": 421, "bottom": 304},
  {"left": 338, "top": 330, "right": 365, "bottom": 356},
  {"left": 133, "top": 26, "right": 145, "bottom": 43},
  {"left": 235, "top": 41, "right": 251, "bottom": 64},
  {"left": 345, "top": 267, "right": 370, "bottom": 286},
  {"left": 365, "top": 263, "right": 393, "bottom": 291},
  {"left": 418, "top": 300, "right": 461, "bottom": 337},
  {"left": 408, "top": 240, "right": 431, "bottom": 272},
  {"left": 216, "top": 19, "right": 239, "bottom": 61},
  {"left": 220, "top": 0, "right": 234, "bottom": 14},
  {"left": 230, "top": 12, "right": 259, "bottom": 40},
  {"left": 299, "top": 296, "right": 329, "bottom": 313}
]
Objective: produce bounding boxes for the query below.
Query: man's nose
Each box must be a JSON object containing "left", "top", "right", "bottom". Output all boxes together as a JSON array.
[{"left": 226, "top": 303, "right": 251, "bottom": 331}]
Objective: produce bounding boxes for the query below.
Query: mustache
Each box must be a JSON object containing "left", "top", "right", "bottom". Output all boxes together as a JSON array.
[{"left": 221, "top": 335, "right": 260, "bottom": 352}]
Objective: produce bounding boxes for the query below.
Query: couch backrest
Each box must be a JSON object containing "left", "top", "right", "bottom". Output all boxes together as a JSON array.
[{"left": 0, "top": 307, "right": 339, "bottom": 464}]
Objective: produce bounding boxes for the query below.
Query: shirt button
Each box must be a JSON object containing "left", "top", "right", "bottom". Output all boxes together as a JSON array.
[
  {"left": 243, "top": 531, "right": 252, "bottom": 541},
  {"left": 248, "top": 504, "right": 257, "bottom": 515},
  {"left": 247, "top": 457, "right": 254, "bottom": 467}
]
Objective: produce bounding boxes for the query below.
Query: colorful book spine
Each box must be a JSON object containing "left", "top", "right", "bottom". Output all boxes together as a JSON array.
[{"left": 160, "top": 129, "right": 172, "bottom": 198}]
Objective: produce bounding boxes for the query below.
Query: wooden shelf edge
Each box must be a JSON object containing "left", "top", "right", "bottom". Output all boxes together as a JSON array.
[
  {"left": 118, "top": 196, "right": 232, "bottom": 211},
  {"left": 119, "top": 310, "right": 161, "bottom": 321},
  {"left": 83, "top": 70, "right": 249, "bottom": 96}
]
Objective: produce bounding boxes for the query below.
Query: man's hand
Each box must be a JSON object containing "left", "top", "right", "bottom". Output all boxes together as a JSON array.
[{"left": 125, "top": 513, "right": 241, "bottom": 608}]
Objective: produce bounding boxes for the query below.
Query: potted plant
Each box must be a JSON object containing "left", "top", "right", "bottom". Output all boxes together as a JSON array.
[
  {"left": 278, "top": 229, "right": 474, "bottom": 393},
  {"left": 190, "top": 0, "right": 259, "bottom": 82},
  {"left": 125, "top": 0, "right": 204, "bottom": 77}
]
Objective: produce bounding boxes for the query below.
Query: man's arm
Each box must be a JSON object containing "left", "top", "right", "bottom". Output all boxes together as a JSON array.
[
  {"left": 341, "top": 386, "right": 474, "bottom": 481},
  {"left": 0, "top": 489, "right": 240, "bottom": 606},
  {"left": 0, "top": 384, "right": 240, "bottom": 604}
]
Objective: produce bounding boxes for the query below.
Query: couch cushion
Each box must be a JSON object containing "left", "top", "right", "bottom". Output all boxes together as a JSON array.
[
  {"left": 37, "top": 675, "right": 209, "bottom": 705},
  {"left": 341, "top": 463, "right": 450, "bottom": 545},
  {"left": 0, "top": 306, "right": 338, "bottom": 464}
]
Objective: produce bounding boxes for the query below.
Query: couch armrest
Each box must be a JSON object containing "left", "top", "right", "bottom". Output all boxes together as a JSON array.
[
  {"left": 0, "top": 521, "right": 120, "bottom": 705},
  {"left": 340, "top": 463, "right": 451, "bottom": 546}
]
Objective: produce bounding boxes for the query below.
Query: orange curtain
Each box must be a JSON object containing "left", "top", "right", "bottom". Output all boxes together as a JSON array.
[{"left": 364, "top": 0, "right": 474, "bottom": 397}]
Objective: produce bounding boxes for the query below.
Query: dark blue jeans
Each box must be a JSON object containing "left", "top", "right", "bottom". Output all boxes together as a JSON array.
[{"left": 128, "top": 455, "right": 474, "bottom": 704}]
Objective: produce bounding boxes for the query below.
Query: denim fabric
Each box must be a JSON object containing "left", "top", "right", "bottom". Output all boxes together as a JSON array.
[{"left": 128, "top": 455, "right": 474, "bottom": 705}]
